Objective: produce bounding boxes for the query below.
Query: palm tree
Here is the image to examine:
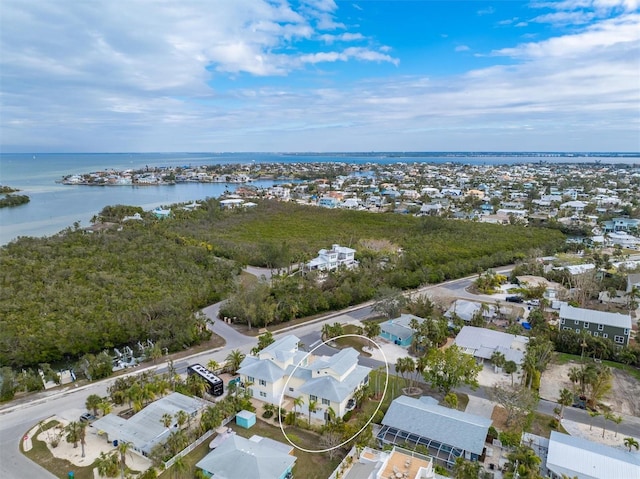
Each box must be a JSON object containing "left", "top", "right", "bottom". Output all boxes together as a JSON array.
[
  {"left": 206, "top": 359, "right": 219, "bottom": 373},
  {"left": 161, "top": 413, "right": 173, "bottom": 428},
  {"left": 611, "top": 415, "right": 622, "bottom": 437},
  {"left": 505, "top": 445, "right": 541, "bottom": 479},
  {"left": 395, "top": 356, "right": 416, "bottom": 389},
  {"left": 96, "top": 451, "right": 119, "bottom": 477},
  {"left": 78, "top": 420, "right": 87, "bottom": 458},
  {"left": 186, "top": 373, "right": 208, "bottom": 398},
  {"left": 589, "top": 411, "right": 600, "bottom": 431},
  {"left": 292, "top": 396, "right": 304, "bottom": 421},
  {"left": 363, "top": 321, "right": 381, "bottom": 341},
  {"left": 490, "top": 351, "right": 506, "bottom": 373},
  {"left": 98, "top": 399, "right": 113, "bottom": 416},
  {"left": 64, "top": 421, "right": 81, "bottom": 448},
  {"left": 171, "top": 455, "right": 189, "bottom": 479},
  {"left": 624, "top": 437, "right": 639, "bottom": 452},
  {"left": 175, "top": 410, "right": 189, "bottom": 429},
  {"left": 85, "top": 394, "right": 102, "bottom": 416},
  {"left": 558, "top": 388, "right": 573, "bottom": 419},
  {"left": 325, "top": 406, "right": 336, "bottom": 425},
  {"left": 225, "top": 349, "right": 246, "bottom": 375},
  {"left": 504, "top": 360, "right": 518, "bottom": 386},
  {"left": 117, "top": 441, "right": 131, "bottom": 479},
  {"left": 308, "top": 399, "right": 318, "bottom": 425}
]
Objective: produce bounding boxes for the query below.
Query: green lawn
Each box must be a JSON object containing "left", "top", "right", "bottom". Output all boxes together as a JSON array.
[
  {"left": 554, "top": 352, "right": 640, "bottom": 382},
  {"left": 334, "top": 324, "right": 373, "bottom": 356}
]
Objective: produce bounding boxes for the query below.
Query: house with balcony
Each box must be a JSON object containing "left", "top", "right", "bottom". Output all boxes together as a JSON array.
[
  {"left": 237, "top": 335, "right": 370, "bottom": 421},
  {"left": 558, "top": 303, "right": 632, "bottom": 346},
  {"left": 306, "top": 244, "right": 357, "bottom": 272},
  {"left": 602, "top": 217, "right": 640, "bottom": 233}
]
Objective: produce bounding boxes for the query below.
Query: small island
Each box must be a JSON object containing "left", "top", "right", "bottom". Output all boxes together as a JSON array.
[{"left": 0, "top": 186, "right": 30, "bottom": 208}]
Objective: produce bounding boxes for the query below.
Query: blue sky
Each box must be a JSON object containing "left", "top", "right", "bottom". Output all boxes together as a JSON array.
[{"left": 1, "top": 0, "right": 638, "bottom": 152}]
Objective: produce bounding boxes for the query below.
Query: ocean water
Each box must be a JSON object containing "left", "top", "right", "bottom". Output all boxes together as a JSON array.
[{"left": 0, "top": 152, "right": 633, "bottom": 245}]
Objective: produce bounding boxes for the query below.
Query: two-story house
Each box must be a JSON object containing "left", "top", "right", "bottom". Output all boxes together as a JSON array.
[
  {"left": 558, "top": 303, "right": 632, "bottom": 346},
  {"left": 306, "top": 244, "right": 357, "bottom": 272},
  {"left": 238, "top": 335, "right": 370, "bottom": 421}
]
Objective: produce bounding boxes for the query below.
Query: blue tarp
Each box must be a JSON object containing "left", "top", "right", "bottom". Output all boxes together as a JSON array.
[{"left": 521, "top": 322, "right": 531, "bottom": 330}]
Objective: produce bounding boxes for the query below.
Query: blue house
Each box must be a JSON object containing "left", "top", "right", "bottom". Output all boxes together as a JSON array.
[
  {"left": 602, "top": 217, "right": 640, "bottom": 233},
  {"left": 379, "top": 314, "right": 426, "bottom": 347}
]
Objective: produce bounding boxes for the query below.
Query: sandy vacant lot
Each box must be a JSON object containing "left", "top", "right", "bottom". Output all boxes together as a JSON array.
[
  {"left": 25, "top": 416, "right": 151, "bottom": 474},
  {"left": 539, "top": 361, "right": 640, "bottom": 417}
]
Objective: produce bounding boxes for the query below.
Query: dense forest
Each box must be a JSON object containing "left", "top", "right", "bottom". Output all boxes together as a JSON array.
[
  {"left": 0, "top": 220, "right": 239, "bottom": 368},
  {"left": 0, "top": 199, "right": 565, "bottom": 369}
]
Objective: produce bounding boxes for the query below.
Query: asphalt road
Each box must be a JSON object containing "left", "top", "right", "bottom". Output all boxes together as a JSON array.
[{"left": 2, "top": 266, "right": 639, "bottom": 478}]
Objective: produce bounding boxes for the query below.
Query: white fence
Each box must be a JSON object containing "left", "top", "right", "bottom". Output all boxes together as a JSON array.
[{"left": 163, "top": 428, "right": 214, "bottom": 469}]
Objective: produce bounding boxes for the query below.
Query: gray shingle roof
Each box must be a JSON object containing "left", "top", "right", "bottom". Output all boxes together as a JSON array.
[
  {"left": 196, "top": 434, "right": 296, "bottom": 479},
  {"left": 381, "top": 395, "right": 491, "bottom": 455}
]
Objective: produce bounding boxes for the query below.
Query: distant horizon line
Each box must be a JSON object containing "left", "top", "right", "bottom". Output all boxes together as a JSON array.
[{"left": 2, "top": 151, "right": 639, "bottom": 156}]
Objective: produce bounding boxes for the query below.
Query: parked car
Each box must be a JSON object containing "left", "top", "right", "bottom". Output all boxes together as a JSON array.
[
  {"left": 506, "top": 295, "right": 523, "bottom": 303},
  {"left": 79, "top": 412, "right": 96, "bottom": 423}
]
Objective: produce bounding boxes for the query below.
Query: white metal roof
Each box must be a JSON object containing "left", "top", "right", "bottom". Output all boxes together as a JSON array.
[
  {"left": 547, "top": 431, "right": 640, "bottom": 479},
  {"left": 559, "top": 303, "right": 632, "bottom": 329}
]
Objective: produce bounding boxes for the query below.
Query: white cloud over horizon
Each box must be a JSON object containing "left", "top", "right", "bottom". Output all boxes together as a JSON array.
[{"left": 1, "top": 0, "right": 638, "bottom": 152}]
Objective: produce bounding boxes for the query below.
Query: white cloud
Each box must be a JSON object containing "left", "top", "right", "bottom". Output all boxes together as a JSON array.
[
  {"left": 477, "top": 6, "right": 496, "bottom": 15},
  {"left": 455, "top": 45, "right": 471, "bottom": 52},
  {"left": 0, "top": 0, "right": 638, "bottom": 152},
  {"left": 319, "top": 32, "right": 365, "bottom": 44}
]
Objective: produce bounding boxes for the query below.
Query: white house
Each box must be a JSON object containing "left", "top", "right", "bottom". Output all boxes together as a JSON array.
[
  {"left": 607, "top": 232, "right": 639, "bottom": 249},
  {"left": 306, "top": 244, "right": 357, "bottom": 272},
  {"left": 453, "top": 326, "right": 529, "bottom": 365},
  {"left": 238, "top": 335, "right": 371, "bottom": 421},
  {"left": 546, "top": 431, "right": 640, "bottom": 479}
]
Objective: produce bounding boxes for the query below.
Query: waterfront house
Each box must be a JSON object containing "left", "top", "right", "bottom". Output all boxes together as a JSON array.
[
  {"left": 558, "top": 303, "right": 632, "bottom": 346},
  {"left": 152, "top": 207, "right": 171, "bottom": 219},
  {"left": 377, "top": 395, "right": 491, "bottom": 470},
  {"left": 237, "top": 335, "right": 370, "bottom": 421}
]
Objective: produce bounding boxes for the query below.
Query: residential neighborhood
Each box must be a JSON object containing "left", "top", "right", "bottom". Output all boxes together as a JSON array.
[{"left": 4, "top": 160, "right": 640, "bottom": 479}]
